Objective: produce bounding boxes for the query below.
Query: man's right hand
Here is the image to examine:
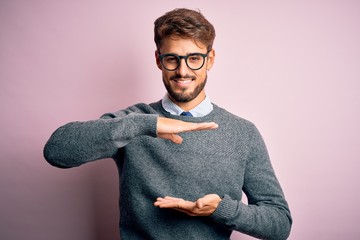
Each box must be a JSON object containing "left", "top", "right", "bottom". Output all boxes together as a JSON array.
[{"left": 156, "top": 117, "right": 218, "bottom": 144}]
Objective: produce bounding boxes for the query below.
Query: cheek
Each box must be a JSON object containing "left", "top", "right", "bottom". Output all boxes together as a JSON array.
[
  {"left": 194, "top": 69, "right": 207, "bottom": 80},
  {"left": 162, "top": 71, "right": 173, "bottom": 81}
]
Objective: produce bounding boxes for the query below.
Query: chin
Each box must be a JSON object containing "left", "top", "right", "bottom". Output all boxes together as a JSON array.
[{"left": 169, "top": 93, "right": 196, "bottom": 103}]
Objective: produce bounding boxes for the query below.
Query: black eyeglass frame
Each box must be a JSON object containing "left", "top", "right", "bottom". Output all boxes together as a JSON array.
[{"left": 158, "top": 50, "right": 211, "bottom": 71}]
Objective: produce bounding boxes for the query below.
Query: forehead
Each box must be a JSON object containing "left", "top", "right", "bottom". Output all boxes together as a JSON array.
[{"left": 159, "top": 37, "right": 207, "bottom": 54}]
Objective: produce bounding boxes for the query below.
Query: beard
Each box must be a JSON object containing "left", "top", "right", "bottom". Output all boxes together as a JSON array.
[{"left": 163, "top": 74, "right": 207, "bottom": 103}]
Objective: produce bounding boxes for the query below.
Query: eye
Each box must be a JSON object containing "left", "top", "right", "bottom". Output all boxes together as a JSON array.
[
  {"left": 164, "top": 55, "right": 178, "bottom": 63},
  {"left": 188, "top": 55, "right": 202, "bottom": 62}
]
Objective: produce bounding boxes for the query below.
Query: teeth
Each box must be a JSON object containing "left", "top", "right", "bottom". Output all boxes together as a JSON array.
[{"left": 175, "top": 79, "right": 191, "bottom": 83}]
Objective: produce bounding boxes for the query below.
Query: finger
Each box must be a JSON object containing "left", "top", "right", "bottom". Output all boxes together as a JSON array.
[
  {"left": 154, "top": 197, "right": 179, "bottom": 205},
  {"left": 156, "top": 201, "right": 183, "bottom": 209},
  {"left": 154, "top": 197, "right": 174, "bottom": 205},
  {"left": 198, "top": 122, "right": 219, "bottom": 130},
  {"left": 157, "top": 199, "right": 186, "bottom": 208},
  {"left": 156, "top": 199, "right": 195, "bottom": 210},
  {"left": 158, "top": 133, "right": 183, "bottom": 144},
  {"left": 154, "top": 197, "right": 182, "bottom": 208},
  {"left": 168, "top": 134, "right": 183, "bottom": 144},
  {"left": 183, "top": 122, "right": 218, "bottom": 132},
  {"left": 196, "top": 198, "right": 203, "bottom": 209},
  {"left": 163, "top": 196, "right": 184, "bottom": 201},
  {"left": 196, "top": 195, "right": 214, "bottom": 208}
]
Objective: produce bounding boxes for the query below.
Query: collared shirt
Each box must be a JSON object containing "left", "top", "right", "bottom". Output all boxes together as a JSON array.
[{"left": 161, "top": 94, "right": 213, "bottom": 117}]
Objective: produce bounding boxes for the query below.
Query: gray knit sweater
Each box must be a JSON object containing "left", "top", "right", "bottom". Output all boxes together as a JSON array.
[{"left": 44, "top": 101, "right": 292, "bottom": 240}]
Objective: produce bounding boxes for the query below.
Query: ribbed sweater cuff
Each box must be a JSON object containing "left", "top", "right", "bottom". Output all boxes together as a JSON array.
[
  {"left": 131, "top": 114, "right": 158, "bottom": 138},
  {"left": 110, "top": 113, "right": 158, "bottom": 148},
  {"left": 211, "top": 194, "right": 240, "bottom": 223}
]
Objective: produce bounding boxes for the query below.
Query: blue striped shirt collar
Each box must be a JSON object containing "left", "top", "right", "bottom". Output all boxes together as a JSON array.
[{"left": 161, "top": 94, "right": 213, "bottom": 117}]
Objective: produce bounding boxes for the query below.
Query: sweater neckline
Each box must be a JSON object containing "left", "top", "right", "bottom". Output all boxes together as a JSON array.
[{"left": 153, "top": 100, "right": 220, "bottom": 122}]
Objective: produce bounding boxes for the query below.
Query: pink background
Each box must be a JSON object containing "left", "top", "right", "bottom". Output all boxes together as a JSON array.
[{"left": 1, "top": 1, "right": 359, "bottom": 239}]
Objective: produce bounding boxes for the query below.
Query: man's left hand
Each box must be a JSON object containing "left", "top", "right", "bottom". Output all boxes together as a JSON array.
[{"left": 154, "top": 194, "right": 222, "bottom": 216}]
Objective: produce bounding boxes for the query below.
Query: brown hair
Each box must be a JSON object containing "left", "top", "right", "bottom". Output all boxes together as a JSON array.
[{"left": 154, "top": 8, "right": 216, "bottom": 51}]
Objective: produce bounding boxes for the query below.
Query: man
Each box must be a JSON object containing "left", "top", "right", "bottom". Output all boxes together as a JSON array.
[{"left": 44, "top": 8, "right": 292, "bottom": 240}]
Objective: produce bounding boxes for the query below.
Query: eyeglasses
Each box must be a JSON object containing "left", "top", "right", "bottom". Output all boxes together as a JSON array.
[{"left": 158, "top": 50, "right": 211, "bottom": 71}]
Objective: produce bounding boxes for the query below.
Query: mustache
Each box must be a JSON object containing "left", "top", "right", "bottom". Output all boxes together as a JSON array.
[{"left": 170, "top": 74, "right": 196, "bottom": 81}]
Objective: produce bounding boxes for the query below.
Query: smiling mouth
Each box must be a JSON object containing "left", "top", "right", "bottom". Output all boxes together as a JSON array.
[
  {"left": 174, "top": 78, "right": 193, "bottom": 83},
  {"left": 172, "top": 78, "right": 194, "bottom": 87},
  {"left": 170, "top": 74, "right": 196, "bottom": 81}
]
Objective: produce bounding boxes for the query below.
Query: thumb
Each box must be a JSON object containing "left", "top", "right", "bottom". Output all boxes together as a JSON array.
[
  {"left": 158, "top": 133, "right": 183, "bottom": 144},
  {"left": 196, "top": 198, "right": 204, "bottom": 209},
  {"left": 169, "top": 134, "right": 183, "bottom": 144}
]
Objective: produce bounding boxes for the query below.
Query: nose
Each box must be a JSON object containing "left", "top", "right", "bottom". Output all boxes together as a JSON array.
[{"left": 176, "top": 58, "right": 189, "bottom": 76}]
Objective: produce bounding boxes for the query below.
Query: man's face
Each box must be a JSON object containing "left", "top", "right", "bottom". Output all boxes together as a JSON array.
[{"left": 156, "top": 37, "right": 215, "bottom": 105}]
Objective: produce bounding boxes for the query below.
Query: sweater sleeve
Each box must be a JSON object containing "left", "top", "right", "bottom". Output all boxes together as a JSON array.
[
  {"left": 43, "top": 111, "right": 158, "bottom": 168},
  {"left": 211, "top": 126, "right": 292, "bottom": 240}
]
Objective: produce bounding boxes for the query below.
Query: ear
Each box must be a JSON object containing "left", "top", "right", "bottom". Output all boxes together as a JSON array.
[
  {"left": 155, "top": 50, "right": 163, "bottom": 70},
  {"left": 206, "top": 49, "right": 215, "bottom": 71}
]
